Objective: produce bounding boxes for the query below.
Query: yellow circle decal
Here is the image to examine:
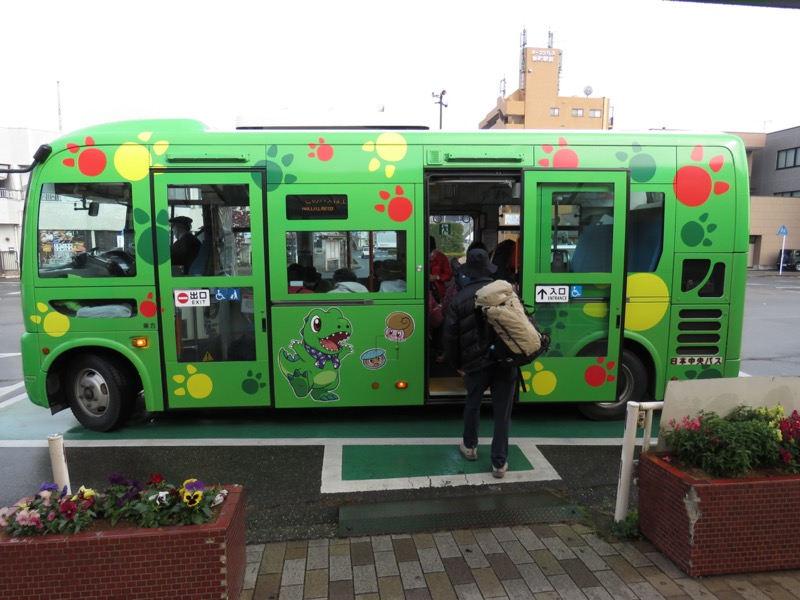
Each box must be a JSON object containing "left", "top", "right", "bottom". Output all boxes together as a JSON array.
[
  {"left": 114, "top": 142, "right": 151, "bottom": 181},
  {"left": 625, "top": 273, "right": 669, "bottom": 332}
]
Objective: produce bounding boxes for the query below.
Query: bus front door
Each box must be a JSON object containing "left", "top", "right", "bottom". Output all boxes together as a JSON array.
[
  {"left": 153, "top": 171, "right": 270, "bottom": 410},
  {"left": 521, "top": 170, "right": 628, "bottom": 405}
]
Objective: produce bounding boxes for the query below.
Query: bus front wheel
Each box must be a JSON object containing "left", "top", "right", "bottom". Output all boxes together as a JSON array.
[
  {"left": 578, "top": 349, "right": 647, "bottom": 421},
  {"left": 66, "top": 355, "right": 135, "bottom": 432}
]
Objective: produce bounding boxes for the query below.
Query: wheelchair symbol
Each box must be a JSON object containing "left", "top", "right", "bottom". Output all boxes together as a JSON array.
[{"left": 570, "top": 286, "right": 583, "bottom": 298}]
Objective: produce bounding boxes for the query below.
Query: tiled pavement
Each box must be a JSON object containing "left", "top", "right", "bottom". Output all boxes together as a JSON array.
[{"left": 237, "top": 523, "right": 800, "bottom": 599}]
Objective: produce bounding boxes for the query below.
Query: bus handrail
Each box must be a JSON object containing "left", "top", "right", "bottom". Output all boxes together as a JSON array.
[{"left": 615, "top": 400, "right": 663, "bottom": 522}]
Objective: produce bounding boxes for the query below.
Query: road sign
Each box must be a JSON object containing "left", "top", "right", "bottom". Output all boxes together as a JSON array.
[
  {"left": 778, "top": 225, "right": 788, "bottom": 236},
  {"left": 535, "top": 285, "right": 569, "bottom": 303}
]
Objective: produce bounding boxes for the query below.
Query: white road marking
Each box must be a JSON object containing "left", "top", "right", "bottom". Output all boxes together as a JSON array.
[{"left": 0, "top": 392, "right": 28, "bottom": 409}]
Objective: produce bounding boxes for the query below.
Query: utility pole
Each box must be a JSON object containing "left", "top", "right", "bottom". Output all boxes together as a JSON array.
[{"left": 432, "top": 90, "right": 447, "bottom": 130}]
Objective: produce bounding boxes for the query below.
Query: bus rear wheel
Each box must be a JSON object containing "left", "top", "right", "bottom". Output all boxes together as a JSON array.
[
  {"left": 578, "top": 349, "right": 647, "bottom": 421},
  {"left": 66, "top": 355, "right": 135, "bottom": 432}
]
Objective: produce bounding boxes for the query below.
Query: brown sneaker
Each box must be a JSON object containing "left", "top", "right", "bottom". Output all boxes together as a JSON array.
[{"left": 492, "top": 462, "right": 509, "bottom": 478}]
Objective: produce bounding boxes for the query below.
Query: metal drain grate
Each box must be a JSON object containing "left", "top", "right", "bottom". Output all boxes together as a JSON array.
[{"left": 339, "top": 491, "right": 583, "bottom": 537}]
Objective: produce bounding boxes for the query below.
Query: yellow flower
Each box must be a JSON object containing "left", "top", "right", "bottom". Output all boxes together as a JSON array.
[
  {"left": 72, "top": 485, "right": 95, "bottom": 501},
  {"left": 182, "top": 491, "right": 202, "bottom": 507}
]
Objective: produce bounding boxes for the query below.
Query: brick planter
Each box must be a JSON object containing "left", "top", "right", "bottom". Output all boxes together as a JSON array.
[
  {"left": 638, "top": 452, "right": 800, "bottom": 577},
  {"left": 0, "top": 485, "right": 245, "bottom": 600}
]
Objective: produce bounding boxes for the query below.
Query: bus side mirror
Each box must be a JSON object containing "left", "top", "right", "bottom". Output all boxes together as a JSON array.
[{"left": 88, "top": 202, "right": 100, "bottom": 217}]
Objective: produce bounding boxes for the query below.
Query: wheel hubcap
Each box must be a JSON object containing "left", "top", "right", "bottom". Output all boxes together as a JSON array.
[{"left": 75, "top": 369, "right": 110, "bottom": 416}]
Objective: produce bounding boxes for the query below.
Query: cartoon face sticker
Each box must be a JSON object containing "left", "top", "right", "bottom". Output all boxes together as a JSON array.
[
  {"left": 385, "top": 311, "right": 414, "bottom": 342},
  {"left": 360, "top": 348, "right": 387, "bottom": 370}
]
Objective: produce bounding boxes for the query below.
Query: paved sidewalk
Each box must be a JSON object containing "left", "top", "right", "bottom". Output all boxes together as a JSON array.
[{"left": 238, "top": 522, "right": 800, "bottom": 599}]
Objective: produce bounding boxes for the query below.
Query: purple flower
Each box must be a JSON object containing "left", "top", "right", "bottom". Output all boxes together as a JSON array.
[
  {"left": 184, "top": 479, "right": 205, "bottom": 492},
  {"left": 39, "top": 482, "right": 60, "bottom": 493},
  {"left": 107, "top": 472, "right": 127, "bottom": 485}
]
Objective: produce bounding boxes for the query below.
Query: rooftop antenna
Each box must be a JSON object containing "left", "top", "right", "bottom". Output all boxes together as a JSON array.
[
  {"left": 500, "top": 76, "right": 506, "bottom": 98},
  {"left": 548, "top": 29, "right": 554, "bottom": 49},
  {"left": 432, "top": 90, "right": 447, "bottom": 130}
]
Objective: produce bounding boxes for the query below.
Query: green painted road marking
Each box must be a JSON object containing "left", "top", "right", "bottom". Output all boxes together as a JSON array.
[
  {"left": 341, "top": 444, "right": 534, "bottom": 480},
  {"left": 322, "top": 440, "right": 562, "bottom": 493}
]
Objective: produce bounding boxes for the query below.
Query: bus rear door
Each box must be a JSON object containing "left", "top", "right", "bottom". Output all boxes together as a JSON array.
[
  {"left": 153, "top": 170, "right": 270, "bottom": 409},
  {"left": 521, "top": 170, "right": 628, "bottom": 404}
]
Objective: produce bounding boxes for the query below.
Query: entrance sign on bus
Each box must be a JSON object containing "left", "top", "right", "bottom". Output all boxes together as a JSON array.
[
  {"left": 174, "top": 289, "right": 211, "bottom": 307},
  {"left": 536, "top": 285, "right": 569, "bottom": 303}
]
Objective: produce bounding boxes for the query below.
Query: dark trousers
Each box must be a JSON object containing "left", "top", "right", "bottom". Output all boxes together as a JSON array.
[{"left": 462, "top": 362, "right": 518, "bottom": 469}]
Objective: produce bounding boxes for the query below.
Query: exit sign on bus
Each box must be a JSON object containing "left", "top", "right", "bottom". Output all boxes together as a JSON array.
[{"left": 174, "top": 289, "right": 210, "bottom": 307}]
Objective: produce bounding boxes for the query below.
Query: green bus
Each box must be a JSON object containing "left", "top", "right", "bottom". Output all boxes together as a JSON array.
[{"left": 9, "top": 120, "right": 749, "bottom": 431}]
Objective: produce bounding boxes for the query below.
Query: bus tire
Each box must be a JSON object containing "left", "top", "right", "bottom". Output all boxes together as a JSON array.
[
  {"left": 65, "top": 355, "right": 135, "bottom": 432},
  {"left": 578, "top": 349, "right": 647, "bottom": 421}
]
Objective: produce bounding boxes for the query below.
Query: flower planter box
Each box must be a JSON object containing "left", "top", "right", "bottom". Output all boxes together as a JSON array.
[
  {"left": 638, "top": 452, "right": 800, "bottom": 577},
  {"left": 0, "top": 484, "right": 246, "bottom": 600}
]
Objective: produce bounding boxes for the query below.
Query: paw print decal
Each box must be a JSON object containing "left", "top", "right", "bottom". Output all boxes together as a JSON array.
[
  {"left": 134, "top": 209, "right": 170, "bottom": 266},
  {"left": 615, "top": 143, "right": 656, "bottom": 182},
  {"left": 375, "top": 185, "right": 413, "bottom": 222},
  {"left": 113, "top": 132, "right": 169, "bottom": 181},
  {"left": 363, "top": 133, "right": 407, "bottom": 178},
  {"left": 308, "top": 138, "right": 334, "bottom": 161},
  {"left": 673, "top": 145, "right": 730, "bottom": 207},
  {"left": 63, "top": 137, "right": 107, "bottom": 177},
  {"left": 585, "top": 357, "right": 616, "bottom": 387},
  {"left": 538, "top": 137, "right": 579, "bottom": 168},
  {"left": 527, "top": 362, "right": 557, "bottom": 395},
  {"left": 685, "top": 364, "right": 723, "bottom": 380},
  {"left": 242, "top": 370, "right": 267, "bottom": 394},
  {"left": 30, "top": 302, "right": 70, "bottom": 338},
  {"left": 261, "top": 145, "right": 297, "bottom": 192},
  {"left": 681, "top": 212, "right": 717, "bottom": 247},
  {"left": 139, "top": 292, "right": 162, "bottom": 318},
  {"left": 173, "top": 365, "right": 213, "bottom": 399}
]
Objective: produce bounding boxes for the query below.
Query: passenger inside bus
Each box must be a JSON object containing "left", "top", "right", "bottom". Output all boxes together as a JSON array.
[
  {"left": 169, "top": 216, "right": 201, "bottom": 275},
  {"left": 329, "top": 268, "right": 368, "bottom": 293},
  {"left": 288, "top": 263, "right": 313, "bottom": 293},
  {"left": 377, "top": 260, "right": 407, "bottom": 292}
]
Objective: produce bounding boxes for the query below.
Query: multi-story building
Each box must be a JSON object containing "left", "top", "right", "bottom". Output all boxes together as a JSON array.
[
  {"left": 0, "top": 128, "right": 58, "bottom": 269},
  {"left": 480, "top": 40, "right": 612, "bottom": 131},
  {"left": 748, "top": 126, "right": 800, "bottom": 269}
]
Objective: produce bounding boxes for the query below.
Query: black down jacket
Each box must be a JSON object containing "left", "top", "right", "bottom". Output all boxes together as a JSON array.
[{"left": 442, "top": 277, "right": 494, "bottom": 374}]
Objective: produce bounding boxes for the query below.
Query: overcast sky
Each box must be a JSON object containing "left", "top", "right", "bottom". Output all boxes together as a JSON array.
[{"left": 3, "top": 0, "right": 799, "bottom": 136}]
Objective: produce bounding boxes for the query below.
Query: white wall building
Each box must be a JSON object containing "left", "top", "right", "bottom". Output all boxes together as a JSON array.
[{"left": 0, "top": 127, "right": 58, "bottom": 255}]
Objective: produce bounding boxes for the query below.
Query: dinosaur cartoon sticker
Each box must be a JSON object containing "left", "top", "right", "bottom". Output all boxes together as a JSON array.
[{"left": 278, "top": 308, "right": 354, "bottom": 402}]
